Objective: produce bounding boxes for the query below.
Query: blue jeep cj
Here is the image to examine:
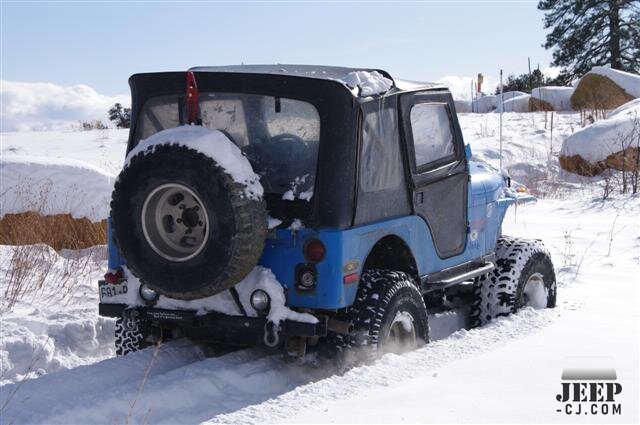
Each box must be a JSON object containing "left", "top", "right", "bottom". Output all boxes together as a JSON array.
[{"left": 99, "top": 65, "right": 556, "bottom": 359}]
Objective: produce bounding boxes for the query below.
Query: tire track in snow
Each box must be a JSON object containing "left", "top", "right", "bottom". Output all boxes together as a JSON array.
[
  {"left": 1, "top": 307, "right": 554, "bottom": 425},
  {"left": 206, "top": 307, "right": 556, "bottom": 424}
]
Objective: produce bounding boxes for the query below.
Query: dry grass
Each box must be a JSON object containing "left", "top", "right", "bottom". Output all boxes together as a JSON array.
[
  {"left": 1, "top": 244, "right": 103, "bottom": 309},
  {"left": 0, "top": 212, "right": 107, "bottom": 250},
  {"left": 571, "top": 73, "right": 634, "bottom": 112}
]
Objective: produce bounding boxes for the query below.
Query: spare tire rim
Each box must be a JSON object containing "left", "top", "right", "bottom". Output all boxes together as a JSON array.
[
  {"left": 383, "top": 310, "right": 417, "bottom": 354},
  {"left": 522, "top": 272, "right": 547, "bottom": 309},
  {"left": 142, "top": 183, "right": 210, "bottom": 262}
]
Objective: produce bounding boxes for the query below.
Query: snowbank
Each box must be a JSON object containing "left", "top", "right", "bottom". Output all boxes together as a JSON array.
[
  {"left": 104, "top": 266, "right": 318, "bottom": 325},
  {"left": 560, "top": 99, "right": 640, "bottom": 175},
  {"left": 587, "top": 66, "right": 640, "bottom": 98},
  {"left": 501, "top": 94, "right": 531, "bottom": 112},
  {"left": 124, "top": 126, "right": 263, "bottom": 200},
  {"left": 0, "top": 155, "right": 115, "bottom": 222},
  {"left": 531, "top": 86, "right": 574, "bottom": 111},
  {"left": 342, "top": 70, "right": 393, "bottom": 97},
  {"left": 0, "top": 245, "right": 114, "bottom": 385},
  {"left": 608, "top": 97, "right": 640, "bottom": 119},
  {"left": 561, "top": 99, "right": 640, "bottom": 161}
]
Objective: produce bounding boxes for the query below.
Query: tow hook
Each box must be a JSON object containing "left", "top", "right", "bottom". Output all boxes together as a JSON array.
[
  {"left": 122, "top": 308, "right": 140, "bottom": 331},
  {"left": 263, "top": 320, "right": 280, "bottom": 347}
]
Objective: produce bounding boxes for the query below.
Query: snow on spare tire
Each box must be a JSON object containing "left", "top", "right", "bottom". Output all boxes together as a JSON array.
[{"left": 111, "top": 126, "right": 267, "bottom": 300}]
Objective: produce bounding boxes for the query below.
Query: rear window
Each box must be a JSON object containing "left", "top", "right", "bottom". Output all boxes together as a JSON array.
[{"left": 135, "top": 93, "right": 320, "bottom": 196}]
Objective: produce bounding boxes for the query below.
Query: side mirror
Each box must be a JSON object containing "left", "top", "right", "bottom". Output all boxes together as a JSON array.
[{"left": 464, "top": 143, "right": 472, "bottom": 159}]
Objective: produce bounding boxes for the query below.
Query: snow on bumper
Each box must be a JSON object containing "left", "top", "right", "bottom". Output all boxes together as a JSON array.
[{"left": 98, "top": 266, "right": 325, "bottom": 343}]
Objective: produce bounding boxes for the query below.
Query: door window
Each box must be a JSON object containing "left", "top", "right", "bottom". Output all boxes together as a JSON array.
[{"left": 410, "top": 103, "right": 455, "bottom": 168}]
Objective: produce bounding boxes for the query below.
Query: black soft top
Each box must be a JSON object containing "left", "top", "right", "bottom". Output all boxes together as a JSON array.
[{"left": 187, "top": 64, "right": 444, "bottom": 97}]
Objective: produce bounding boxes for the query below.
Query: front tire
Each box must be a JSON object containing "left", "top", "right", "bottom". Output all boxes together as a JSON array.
[
  {"left": 471, "top": 236, "right": 556, "bottom": 327},
  {"left": 338, "top": 270, "right": 429, "bottom": 365}
]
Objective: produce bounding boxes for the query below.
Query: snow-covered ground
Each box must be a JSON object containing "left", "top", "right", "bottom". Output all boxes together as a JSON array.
[{"left": 1, "top": 113, "right": 638, "bottom": 424}]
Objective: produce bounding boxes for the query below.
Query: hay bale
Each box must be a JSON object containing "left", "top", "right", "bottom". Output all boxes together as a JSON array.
[
  {"left": 0, "top": 212, "right": 107, "bottom": 250},
  {"left": 571, "top": 73, "right": 634, "bottom": 111},
  {"left": 559, "top": 148, "right": 640, "bottom": 177},
  {"left": 559, "top": 155, "right": 605, "bottom": 176},
  {"left": 529, "top": 97, "right": 555, "bottom": 111}
]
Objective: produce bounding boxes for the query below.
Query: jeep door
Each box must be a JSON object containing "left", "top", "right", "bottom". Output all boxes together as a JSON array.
[{"left": 400, "top": 91, "right": 468, "bottom": 259}]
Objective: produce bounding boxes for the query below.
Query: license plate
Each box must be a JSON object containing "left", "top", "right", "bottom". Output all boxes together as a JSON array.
[{"left": 99, "top": 280, "right": 128, "bottom": 301}]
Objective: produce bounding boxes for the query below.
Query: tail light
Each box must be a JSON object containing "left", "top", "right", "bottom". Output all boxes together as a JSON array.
[
  {"left": 104, "top": 268, "right": 123, "bottom": 284},
  {"left": 304, "top": 239, "right": 325, "bottom": 263}
]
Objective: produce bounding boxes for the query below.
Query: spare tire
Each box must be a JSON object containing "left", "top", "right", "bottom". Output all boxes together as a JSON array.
[{"left": 111, "top": 141, "right": 267, "bottom": 300}]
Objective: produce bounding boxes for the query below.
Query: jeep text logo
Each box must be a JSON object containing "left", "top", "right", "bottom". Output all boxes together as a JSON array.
[{"left": 556, "top": 357, "right": 622, "bottom": 416}]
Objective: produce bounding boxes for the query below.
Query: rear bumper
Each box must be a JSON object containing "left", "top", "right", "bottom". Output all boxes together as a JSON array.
[{"left": 99, "top": 303, "right": 328, "bottom": 346}]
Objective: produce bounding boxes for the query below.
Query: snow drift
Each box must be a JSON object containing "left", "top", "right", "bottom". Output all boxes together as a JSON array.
[
  {"left": 560, "top": 98, "right": 640, "bottom": 176},
  {"left": 0, "top": 155, "right": 114, "bottom": 222}
]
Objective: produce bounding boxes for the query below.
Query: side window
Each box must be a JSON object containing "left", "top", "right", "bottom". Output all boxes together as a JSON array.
[
  {"left": 360, "top": 107, "right": 402, "bottom": 192},
  {"left": 410, "top": 103, "right": 455, "bottom": 168}
]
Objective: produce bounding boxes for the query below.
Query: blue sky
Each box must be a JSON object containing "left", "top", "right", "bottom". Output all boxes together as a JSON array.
[{"left": 1, "top": 1, "right": 554, "bottom": 96}]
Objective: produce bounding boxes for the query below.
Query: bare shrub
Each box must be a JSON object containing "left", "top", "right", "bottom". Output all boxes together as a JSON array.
[{"left": 1, "top": 244, "right": 102, "bottom": 309}]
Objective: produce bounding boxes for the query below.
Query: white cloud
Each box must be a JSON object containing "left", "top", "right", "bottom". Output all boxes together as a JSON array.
[
  {"left": 0, "top": 80, "right": 129, "bottom": 132},
  {"left": 435, "top": 74, "right": 498, "bottom": 101}
]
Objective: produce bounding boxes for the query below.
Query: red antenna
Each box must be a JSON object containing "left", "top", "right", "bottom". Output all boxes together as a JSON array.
[{"left": 186, "top": 71, "right": 200, "bottom": 125}]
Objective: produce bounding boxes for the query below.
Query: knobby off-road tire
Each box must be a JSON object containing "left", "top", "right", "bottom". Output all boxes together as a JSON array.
[
  {"left": 111, "top": 143, "right": 267, "bottom": 300},
  {"left": 337, "top": 269, "right": 429, "bottom": 366},
  {"left": 471, "top": 236, "right": 556, "bottom": 327},
  {"left": 115, "top": 316, "right": 150, "bottom": 356}
]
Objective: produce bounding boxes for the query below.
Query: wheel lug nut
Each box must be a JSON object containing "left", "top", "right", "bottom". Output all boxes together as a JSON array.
[
  {"left": 198, "top": 221, "right": 203, "bottom": 226},
  {"left": 177, "top": 218, "right": 182, "bottom": 223},
  {"left": 194, "top": 206, "right": 199, "bottom": 211},
  {"left": 179, "top": 204, "right": 185, "bottom": 210}
]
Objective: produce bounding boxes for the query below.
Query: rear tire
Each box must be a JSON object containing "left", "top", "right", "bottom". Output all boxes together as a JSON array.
[
  {"left": 471, "top": 236, "right": 556, "bottom": 327},
  {"left": 337, "top": 270, "right": 429, "bottom": 366},
  {"left": 115, "top": 315, "right": 150, "bottom": 356}
]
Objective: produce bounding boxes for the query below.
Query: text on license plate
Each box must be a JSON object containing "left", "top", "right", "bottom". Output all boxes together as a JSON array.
[{"left": 100, "top": 282, "right": 128, "bottom": 300}]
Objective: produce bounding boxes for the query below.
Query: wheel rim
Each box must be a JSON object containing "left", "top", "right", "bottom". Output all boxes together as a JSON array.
[
  {"left": 383, "top": 310, "right": 417, "bottom": 354},
  {"left": 522, "top": 272, "right": 548, "bottom": 309},
  {"left": 141, "top": 183, "right": 209, "bottom": 262}
]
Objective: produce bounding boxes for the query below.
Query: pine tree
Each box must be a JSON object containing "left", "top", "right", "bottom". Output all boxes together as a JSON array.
[
  {"left": 108, "top": 103, "right": 131, "bottom": 129},
  {"left": 538, "top": 0, "right": 640, "bottom": 78}
]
